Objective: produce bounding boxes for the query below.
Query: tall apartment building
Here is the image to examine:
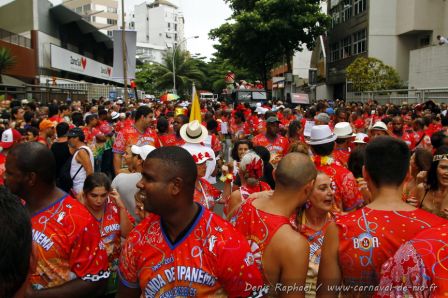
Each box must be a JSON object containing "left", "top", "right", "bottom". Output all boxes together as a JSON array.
[
  {"left": 63, "top": 0, "right": 119, "bottom": 37},
  {"left": 326, "top": 0, "right": 448, "bottom": 98},
  {"left": 127, "top": 0, "right": 185, "bottom": 64}
]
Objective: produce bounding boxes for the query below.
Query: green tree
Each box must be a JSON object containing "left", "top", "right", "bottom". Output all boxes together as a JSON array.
[
  {"left": 152, "top": 50, "right": 205, "bottom": 97},
  {"left": 193, "top": 55, "right": 257, "bottom": 94},
  {"left": 0, "top": 48, "right": 15, "bottom": 84},
  {"left": 346, "top": 57, "right": 401, "bottom": 92},
  {"left": 210, "top": 0, "right": 329, "bottom": 86},
  {"left": 135, "top": 63, "right": 159, "bottom": 95}
]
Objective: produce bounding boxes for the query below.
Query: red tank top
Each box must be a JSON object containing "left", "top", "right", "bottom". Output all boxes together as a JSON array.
[
  {"left": 337, "top": 207, "right": 446, "bottom": 288},
  {"left": 233, "top": 197, "right": 290, "bottom": 278}
]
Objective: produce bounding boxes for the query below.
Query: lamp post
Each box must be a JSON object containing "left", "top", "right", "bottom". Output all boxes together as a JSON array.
[{"left": 172, "top": 35, "right": 199, "bottom": 94}]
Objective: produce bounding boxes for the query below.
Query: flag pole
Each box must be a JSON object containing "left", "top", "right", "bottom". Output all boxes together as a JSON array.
[{"left": 121, "top": 0, "right": 129, "bottom": 105}]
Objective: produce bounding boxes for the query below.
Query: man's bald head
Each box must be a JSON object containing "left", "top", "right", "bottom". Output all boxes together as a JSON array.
[{"left": 275, "top": 153, "right": 317, "bottom": 190}]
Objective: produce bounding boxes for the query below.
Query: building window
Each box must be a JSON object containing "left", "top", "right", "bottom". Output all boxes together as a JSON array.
[
  {"left": 83, "top": 4, "right": 91, "bottom": 13},
  {"left": 175, "top": 33, "right": 177, "bottom": 41},
  {"left": 420, "top": 36, "right": 430, "bottom": 47},
  {"left": 340, "top": 36, "right": 351, "bottom": 59},
  {"left": 107, "top": 31, "right": 113, "bottom": 36},
  {"left": 342, "top": 0, "right": 351, "bottom": 22},
  {"left": 107, "top": 19, "right": 117, "bottom": 25},
  {"left": 91, "top": 16, "right": 96, "bottom": 22},
  {"left": 75, "top": 7, "right": 82, "bottom": 13},
  {"left": 146, "top": 35, "right": 149, "bottom": 41},
  {"left": 330, "top": 42, "right": 340, "bottom": 62},
  {"left": 354, "top": 0, "right": 367, "bottom": 15},
  {"left": 174, "top": 24, "right": 177, "bottom": 31},
  {"left": 107, "top": 7, "right": 117, "bottom": 13},
  {"left": 331, "top": 10, "right": 341, "bottom": 27},
  {"left": 353, "top": 29, "right": 367, "bottom": 55}
]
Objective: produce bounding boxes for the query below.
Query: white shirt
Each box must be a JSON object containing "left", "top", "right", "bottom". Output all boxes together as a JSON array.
[{"left": 70, "top": 145, "right": 94, "bottom": 195}]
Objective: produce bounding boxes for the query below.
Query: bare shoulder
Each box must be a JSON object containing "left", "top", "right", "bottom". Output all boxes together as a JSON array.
[
  {"left": 273, "top": 224, "right": 309, "bottom": 253},
  {"left": 248, "top": 190, "right": 274, "bottom": 201}
]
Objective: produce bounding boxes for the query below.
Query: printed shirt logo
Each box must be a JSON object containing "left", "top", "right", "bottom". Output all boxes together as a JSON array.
[{"left": 353, "top": 232, "right": 379, "bottom": 251}]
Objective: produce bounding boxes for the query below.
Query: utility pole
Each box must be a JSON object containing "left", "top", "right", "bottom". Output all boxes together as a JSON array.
[{"left": 121, "top": 0, "right": 129, "bottom": 104}]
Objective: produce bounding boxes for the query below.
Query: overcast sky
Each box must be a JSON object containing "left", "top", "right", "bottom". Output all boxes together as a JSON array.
[{"left": 49, "top": 0, "right": 232, "bottom": 60}]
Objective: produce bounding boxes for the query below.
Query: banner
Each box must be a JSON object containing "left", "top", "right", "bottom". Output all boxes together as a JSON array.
[
  {"left": 112, "top": 30, "right": 137, "bottom": 83},
  {"left": 50, "top": 44, "right": 115, "bottom": 82}
]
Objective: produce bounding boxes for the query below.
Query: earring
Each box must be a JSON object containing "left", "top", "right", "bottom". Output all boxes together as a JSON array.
[{"left": 305, "top": 200, "right": 312, "bottom": 209}]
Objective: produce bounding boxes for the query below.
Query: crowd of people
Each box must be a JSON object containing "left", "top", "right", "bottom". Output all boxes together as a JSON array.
[{"left": 1, "top": 95, "right": 448, "bottom": 297}]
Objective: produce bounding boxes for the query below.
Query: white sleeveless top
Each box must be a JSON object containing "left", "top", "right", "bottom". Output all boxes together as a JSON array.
[{"left": 70, "top": 145, "right": 94, "bottom": 194}]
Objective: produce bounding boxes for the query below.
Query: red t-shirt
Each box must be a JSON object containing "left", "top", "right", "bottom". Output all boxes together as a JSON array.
[
  {"left": 158, "top": 134, "right": 179, "bottom": 146},
  {"left": 337, "top": 207, "right": 446, "bottom": 289},
  {"left": 314, "top": 159, "right": 364, "bottom": 212},
  {"left": 112, "top": 125, "right": 161, "bottom": 154},
  {"left": 376, "top": 223, "right": 448, "bottom": 297},
  {"left": 49, "top": 115, "right": 64, "bottom": 123},
  {"left": 333, "top": 149, "right": 351, "bottom": 168},
  {"left": 0, "top": 153, "right": 5, "bottom": 185},
  {"left": 194, "top": 178, "right": 221, "bottom": 210},
  {"left": 252, "top": 134, "right": 289, "bottom": 164},
  {"left": 30, "top": 195, "right": 109, "bottom": 289},
  {"left": 118, "top": 205, "right": 264, "bottom": 297},
  {"left": 233, "top": 197, "right": 291, "bottom": 278},
  {"left": 230, "top": 121, "right": 250, "bottom": 138},
  {"left": 82, "top": 126, "right": 101, "bottom": 145},
  {"left": 98, "top": 200, "right": 134, "bottom": 271}
]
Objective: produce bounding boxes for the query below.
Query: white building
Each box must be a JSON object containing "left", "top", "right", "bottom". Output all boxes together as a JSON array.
[
  {"left": 127, "top": 0, "right": 185, "bottom": 64},
  {"left": 63, "top": 0, "right": 119, "bottom": 37}
]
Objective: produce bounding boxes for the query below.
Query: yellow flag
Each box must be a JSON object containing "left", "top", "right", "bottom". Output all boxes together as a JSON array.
[{"left": 189, "top": 83, "right": 202, "bottom": 123}]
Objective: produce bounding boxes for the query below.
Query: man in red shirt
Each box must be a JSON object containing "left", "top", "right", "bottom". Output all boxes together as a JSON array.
[
  {"left": 82, "top": 114, "right": 101, "bottom": 145},
  {"left": 317, "top": 136, "right": 446, "bottom": 297},
  {"left": 117, "top": 146, "right": 264, "bottom": 297},
  {"left": 37, "top": 119, "right": 56, "bottom": 147},
  {"left": 391, "top": 116, "right": 414, "bottom": 148},
  {"left": 5, "top": 142, "right": 109, "bottom": 297},
  {"left": 307, "top": 125, "right": 364, "bottom": 212},
  {"left": 112, "top": 106, "right": 161, "bottom": 175},
  {"left": 252, "top": 116, "right": 289, "bottom": 165},
  {"left": 233, "top": 153, "right": 316, "bottom": 296}
]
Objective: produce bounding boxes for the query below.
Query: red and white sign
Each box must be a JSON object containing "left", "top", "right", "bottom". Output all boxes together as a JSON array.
[{"left": 50, "top": 44, "right": 115, "bottom": 82}]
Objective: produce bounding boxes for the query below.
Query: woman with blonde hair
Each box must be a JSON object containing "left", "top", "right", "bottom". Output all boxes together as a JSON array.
[{"left": 292, "top": 171, "right": 335, "bottom": 297}]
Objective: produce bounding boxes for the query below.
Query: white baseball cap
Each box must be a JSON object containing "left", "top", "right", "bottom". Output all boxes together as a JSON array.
[{"left": 131, "top": 145, "right": 156, "bottom": 160}]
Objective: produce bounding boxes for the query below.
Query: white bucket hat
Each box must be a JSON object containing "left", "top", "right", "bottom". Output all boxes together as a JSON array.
[
  {"left": 180, "top": 120, "right": 208, "bottom": 144},
  {"left": 334, "top": 122, "right": 355, "bottom": 139},
  {"left": 306, "top": 125, "right": 337, "bottom": 145}
]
